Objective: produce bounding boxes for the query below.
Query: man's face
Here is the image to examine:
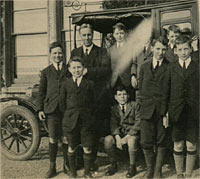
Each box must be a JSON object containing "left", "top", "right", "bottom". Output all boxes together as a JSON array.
[
  {"left": 114, "top": 90, "right": 128, "bottom": 105},
  {"left": 175, "top": 42, "right": 192, "bottom": 61},
  {"left": 69, "top": 61, "right": 84, "bottom": 79},
  {"left": 79, "top": 27, "right": 93, "bottom": 47},
  {"left": 167, "top": 31, "right": 180, "bottom": 45},
  {"left": 50, "top": 47, "right": 63, "bottom": 63},
  {"left": 151, "top": 42, "right": 167, "bottom": 60},
  {"left": 113, "top": 28, "right": 126, "bottom": 43}
]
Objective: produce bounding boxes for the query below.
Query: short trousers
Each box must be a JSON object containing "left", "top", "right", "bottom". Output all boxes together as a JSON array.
[{"left": 46, "top": 107, "right": 63, "bottom": 139}]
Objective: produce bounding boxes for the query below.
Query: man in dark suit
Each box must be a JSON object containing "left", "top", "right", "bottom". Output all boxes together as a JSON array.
[
  {"left": 165, "top": 25, "right": 181, "bottom": 62},
  {"left": 161, "top": 35, "right": 199, "bottom": 178},
  {"left": 60, "top": 56, "right": 95, "bottom": 178},
  {"left": 70, "top": 23, "right": 111, "bottom": 170},
  {"left": 36, "top": 42, "right": 70, "bottom": 178},
  {"left": 139, "top": 37, "right": 169, "bottom": 178}
]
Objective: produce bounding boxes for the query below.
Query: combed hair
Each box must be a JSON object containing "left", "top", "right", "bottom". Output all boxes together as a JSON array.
[
  {"left": 68, "top": 56, "right": 84, "bottom": 66},
  {"left": 174, "top": 35, "right": 192, "bottom": 48},
  {"left": 114, "top": 85, "right": 128, "bottom": 95},
  {"left": 113, "top": 22, "right": 127, "bottom": 32},
  {"left": 79, "top": 23, "right": 93, "bottom": 33},
  {"left": 167, "top": 25, "right": 181, "bottom": 34},
  {"left": 151, "top": 36, "right": 168, "bottom": 47},
  {"left": 49, "top": 42, "right": 63, "bottom": 53}
]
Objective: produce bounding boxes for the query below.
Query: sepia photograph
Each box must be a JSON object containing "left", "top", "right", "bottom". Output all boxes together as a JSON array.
[{"left": 0, "top": 0, "right": 199, "bottom": 178}]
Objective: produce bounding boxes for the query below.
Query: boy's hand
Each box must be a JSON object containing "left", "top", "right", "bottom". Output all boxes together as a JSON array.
[
  {"left": 115, "top": 135, "right": 123, "bottom": 150},
  {"left": 131, "top": 75, "right": 137, "bottom": 89},
  {"left": 83, "top": 68, "right": 88, "bottom": 76},
  {"left": 163, "top": 113, "right": 169, "bottom": 128},
  {"left": 38, "top": 111, "right": 46, "bottom": 121}
]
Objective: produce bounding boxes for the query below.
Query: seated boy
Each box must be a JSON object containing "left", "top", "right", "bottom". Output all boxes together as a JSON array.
[
  {"left": 104, "top": 85, "right": 140, "bottom": 178},
  {"left": 162, "top": 35, "right": 199, "bottom": 178},
  {"left": 60, "top": 56, "right": 95, "bottom": 178}
]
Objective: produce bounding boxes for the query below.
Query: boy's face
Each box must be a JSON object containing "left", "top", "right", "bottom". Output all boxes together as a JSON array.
[
  {"left": 50, "top": 47, "right": 63, "bottom": 63},
  {"left": 80, "top": 27, "right": 93, "bottom": 47},
  {"left": 151, "top": 42, "right": 167, "bottom": 60},
  {"left": 68, "top": 61, "right": 84, "bottom": 79},
  {"left": 113, "top": 28, "right": 126, "bottom": 43},
  {"left": 167, "top": 31, "right": 180, "bottom": 45},
  {"left": 114, "top": 90, "right": 128, "bottom": 105},
  {"left": 175, "top": 42, "right": 192, "bottom": 61}
]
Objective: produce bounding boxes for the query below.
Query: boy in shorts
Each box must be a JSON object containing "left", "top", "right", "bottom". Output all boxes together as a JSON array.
[
  {"left": 162, "top": 35, "right": 199, "bottom": 178},
  {"left": 60, "top": 56, "right": 95, "bottom": 178},
  {"left": 104, "top": 85, "right": 140, "bottom": 178}
]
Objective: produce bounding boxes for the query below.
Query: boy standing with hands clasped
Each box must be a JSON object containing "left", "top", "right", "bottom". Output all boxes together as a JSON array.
[
  {"left": 60, "top": 56, "right": 95, "bottom": 178},
  {"left": 104, "top": 85, "right": 140, "bottom": 178},
  {"left": 162, "top": 35, "right": 199, "bottom": 178}
]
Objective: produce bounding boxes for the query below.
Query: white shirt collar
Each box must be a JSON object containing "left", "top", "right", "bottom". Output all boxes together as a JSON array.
[
  {"left": 116, "top": 42, "right": 125, "bottom": 48},
  {"left": 178, "top": 57, "right": 191, "bottom": 69},
  {"left": 52, "top": 61, "right": 63, "bottom": 71},
  {"left": 152, "top": 57, "right": 163, "bottom": 69},
  {"left": 119, "top": 104, "right": 126, "bottom": 111},
  {"left": 83, "top": 44, "right": 93, "bottom": 55},
  {"left": 72, "top": 76, "right": 83, "bottom": 87},
  {"left": 168, "top": 42, "right": 174, "bottom": 49}
]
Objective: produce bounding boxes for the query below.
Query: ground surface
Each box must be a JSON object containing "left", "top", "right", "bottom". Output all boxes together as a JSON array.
[{"left": 1, "top": 137, "right": 199, "bottom": 179}]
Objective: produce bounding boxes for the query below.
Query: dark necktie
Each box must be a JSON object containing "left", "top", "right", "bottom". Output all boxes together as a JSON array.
[
  {"left": 154, "top": 61, "right": 159, "bottom": 70},
  {"left": 183, "top": 61, "right": 187, "bottom": 76},
  {"left": 75, "top": 78, "right": 78, "bottom": 87},
  {"left": 121, "top": 105, "right": 125, "bottom": 114},
  {"left": 85, "top": 49, "right": 89, "bottom": 56},
  {"left": 183, "top": 61, "right": 186, "bottom": 70},
  {"left": 57, "top": 63, "right": 61, "bottom": 75}
]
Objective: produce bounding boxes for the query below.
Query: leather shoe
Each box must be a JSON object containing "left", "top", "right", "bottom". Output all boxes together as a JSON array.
[
  {"left": 126, "top": 165, "right": 137, "bottom": 178},
  {"left": 84, "top": 172, "right": 94, "bottom": 178},
  {"left": 177, "top": 174, "right": 185, "bottom": 178},
  {"left": 45, "top": 168, "right": 57, "bottom": 178},
  {"left": 90, "top": 163, "right": 98, "bottom": 172},
  {"left": 63, "top": 163, "right": 69, "bottom": 175},
  {"left": 105, "top": 163, "right": 118, "bottom": 176}
]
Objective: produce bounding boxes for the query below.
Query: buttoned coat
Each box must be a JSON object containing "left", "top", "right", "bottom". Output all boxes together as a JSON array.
[
  {"left": 36, "top": 64, "right": 69, "bottom": 114},
  {"left": 138, "top": 57, "right": 169, "bottom": 120},
  {"left": 111, "top": 101, "right": 140, "bottom": 136},
  {"left": 71, "top": 44, "right": 111, "bottom": 105},
  {"left": 161, "top": 57, "right": 199, "bottom": 123},
  {"left": 59, "top": 77, "right": 95, "bottom": 132}
]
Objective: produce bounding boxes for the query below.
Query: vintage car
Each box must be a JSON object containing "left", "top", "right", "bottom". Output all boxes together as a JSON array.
[{"left": 0, "top": 0, "right": 198, "bottom": 161}]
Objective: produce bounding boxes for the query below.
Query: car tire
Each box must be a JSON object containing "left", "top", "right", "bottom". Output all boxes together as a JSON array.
[{"left": 0, "top": 105, "right": 40, "bottom": 161}]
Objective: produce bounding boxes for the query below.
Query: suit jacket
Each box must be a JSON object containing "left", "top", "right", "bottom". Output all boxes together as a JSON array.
[
  {"left": 138, "top": 57, "right": 169, "bottom": 119},
  {"left": 111, "top": 101, "right": 140, "bottom": 136},
  {"left": 161, "top": 57, "right": 199, "bottom": 123},
  {"left": 36, "top": 64, "right": 69, "bottom": 114},
  {"left": 71, "top": 45, "right": 111, "bottom": 103},
  {"left": 109, "top": 44, "right": 136, "bottom": 87},
  {"left": 60, "top": 77, "right": 95, "bottom": 132}
]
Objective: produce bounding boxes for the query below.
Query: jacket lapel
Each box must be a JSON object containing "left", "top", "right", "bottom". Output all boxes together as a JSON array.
[
  {"left": 185, "top": 60, "right": 196, "bottom": 78},
  {"left": 173, "top": 61, "right": 186, "bottom": 79},
  {"left": 124, "top": 102, "right": 132, "bottom": 119}
]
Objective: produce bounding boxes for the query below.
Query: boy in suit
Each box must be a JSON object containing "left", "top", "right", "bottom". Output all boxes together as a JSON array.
[
  {"left": 110, "top": 23, "right": 137, "bottom": 100},
  {"left": 139, "top": 37, "right": 169, "bottom": 178},
  {"left": 161, "top": 35, "right": 199, "bottom": 178},
  {"left": 71, "top": 23, "right": 111, "bottom": 171},
  {"left": 60, "top": 56, "right": 95, "bottom": 178},
  {"left": 104, "top": 85, "right": 140, "bottom": 178},
  {"left": 36, "top": 42, "right": 70, "bottom": 178},
  {"left": 165, "top": 25, "right": 181, "bottom": 62}
]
